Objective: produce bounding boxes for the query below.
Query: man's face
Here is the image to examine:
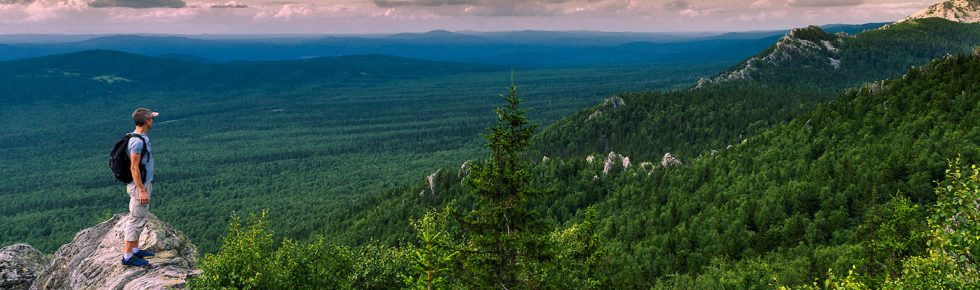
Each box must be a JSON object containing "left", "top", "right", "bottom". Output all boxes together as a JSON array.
[{"left": 146, "top": 116, "right": 154, "bottom": 129}]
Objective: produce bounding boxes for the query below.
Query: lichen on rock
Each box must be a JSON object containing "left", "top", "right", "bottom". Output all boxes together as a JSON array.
[{"left": 0, "top": 244, "right": 48, "bottom": 290}]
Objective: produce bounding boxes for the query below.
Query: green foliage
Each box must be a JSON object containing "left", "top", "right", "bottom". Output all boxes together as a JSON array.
[
  {"left": 191, "top": 211, "right": 277, "bottom": 289},
  {"left": 854, "top": 194, "right": 928, "bottom": 286},
  {"left": 459, "top": 77, "right": 553, "bottom": 288},
  {"left": 534, "top": 19, "right": 980, "bottom": 163},
  {"left": 402, "top": 209, "right": 459, "bottom": 290},
  {"left": 886, "top": 159, "right": 980, "bottom": 289},
  {"left": 189, "top": 211, "right": 354, "bottom": 289},
  {"left": 542, "top": 207, "right": 607, "bottom": 289},
  {"left": 0, "top": 53, "right": 720, "bottom": 253},
  {"left": 788, "top": 266, "right": 868, "bottom": 290}
]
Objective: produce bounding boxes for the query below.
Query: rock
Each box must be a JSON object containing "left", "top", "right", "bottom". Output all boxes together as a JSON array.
[
  {"left": 1, "top": 244, "right": 47, "bottom": 290},
  {"left": 459, "top": 160, "right": 472, "bottom": 177},
  {"left": 602, "top": 97, "right": 626, "bottom": 109},
  {"left": 602, "top": 157, "right": 614, "bottom": 175},
  {"left": 660, "top": 153, "right": 683, "bottom": 167},
  {"left": 828, "top": 57, "right": 841, "bottom": 70},
  {"left": 639, "top": 162, "right": 656, "bottom": 174},
  {"left": 903, "top": 0, "right": 980, "bottom": 23},
  {"left": 600, "top": 152, "right": 632, "bottom": 174},
  {"left": 703, "top": 25, "right": 843, "bottom": 86},
  {"left": 588, "top": 97, "right": 626, "bottom": 121},
  {"left": 30, "top": 213, "right": 197, "bottom": 290},
  {"left": 427, "top": 170, "right": 439, "bottom": 197}
]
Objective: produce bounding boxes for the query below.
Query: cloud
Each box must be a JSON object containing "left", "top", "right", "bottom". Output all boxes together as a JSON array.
[
  {"left": 211, "top": 1, "right": 247, "bottom": 8},
  {"left": 663, "top": 0, "right": 689, "bottom": 10},
  {"left": 787, "top": 0, "right": 863, "bottom": 7},
  {"left": 369, "top": 0, "right": 634, "bottom": 17},
  {"left": 254, "top": 3, "right": 311, "bottom": 20},
  {"left": 89, "top": 0, "right": 186, "bottom": 8},
  {"left": 373, "top": 0, "right": 476, "bottom": 7},
  {"left": 0, "top": 0, "right": 34, "bottom": 4}
]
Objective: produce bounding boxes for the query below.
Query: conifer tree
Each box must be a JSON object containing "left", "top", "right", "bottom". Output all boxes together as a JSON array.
[{"left": 461, "top": 74, "right": 549, "bottom": 288}]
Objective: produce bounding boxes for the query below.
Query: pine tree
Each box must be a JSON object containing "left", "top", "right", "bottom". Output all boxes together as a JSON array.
[{"left": 461, "top": 74, "right": 549, "bottom": 288}]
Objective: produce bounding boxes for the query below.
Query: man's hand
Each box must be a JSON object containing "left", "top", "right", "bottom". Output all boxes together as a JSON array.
[{"left": 139, "top": 189, "right": 150, "bottom": 205}]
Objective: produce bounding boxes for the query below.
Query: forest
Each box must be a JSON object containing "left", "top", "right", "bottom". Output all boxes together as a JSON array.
[
  {"left": 191, "top": 53, "right": 980, "bottom": 288},
  {"left": 1, "top": 15, "right": 979, "bottom": 289},
  {"left": 0, "top": 51, "right": 724, "bottom": 252}
]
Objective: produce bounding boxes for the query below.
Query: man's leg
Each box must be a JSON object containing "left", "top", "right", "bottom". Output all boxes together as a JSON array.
[{"left": 123, "top": 182, "right": 149, "bottom": 261}]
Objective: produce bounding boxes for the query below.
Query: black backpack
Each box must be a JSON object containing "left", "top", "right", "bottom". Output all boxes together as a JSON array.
[{"left": 109, "top": 133, "right": 149, "bottom": 183}]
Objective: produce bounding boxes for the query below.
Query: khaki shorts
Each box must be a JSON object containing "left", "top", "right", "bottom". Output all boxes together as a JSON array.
[{"left": 125, "top": 182, "right": 152, "bottom": 242}]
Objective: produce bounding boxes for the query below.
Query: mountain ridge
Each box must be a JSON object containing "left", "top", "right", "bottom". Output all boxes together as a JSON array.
[{"left": 904, "top": 0, "right": 980, "bottom": 23}]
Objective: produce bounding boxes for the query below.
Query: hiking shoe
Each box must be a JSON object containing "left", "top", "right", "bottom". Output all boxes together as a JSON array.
[
  {"left": 121, "top": 256, "right": 150, "bottom": 267},
  {"left": 133, "top": 250, "right": 155, "bottom": 258}
]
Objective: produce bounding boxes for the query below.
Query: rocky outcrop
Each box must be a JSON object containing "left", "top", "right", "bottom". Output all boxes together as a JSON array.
[
  {"left": 30, "top": 213, "right": 198, "bottom": 290},
  {"left": 1, "top": 244, "right": 47, "bottom": 290},
  {"left": 588, "top": 97, "right": 626, "bottom": 121},
  {"left": 903, "top": 0, "right": 980, "bottom": 23},
  {"left": 459, "top": 160, "right": 472, "bottom": 177},
  {"left": 602, "top": 151, "right": 631, "bottom": 175},
  {"left": 697, "top": 26, "right": 847, "bottom": 88},
  {"left": 427, "top": 170, "right": 439, "bottom": 197},
  {"left": 661, "top": 153, "right": 683, "bottom": 167}
]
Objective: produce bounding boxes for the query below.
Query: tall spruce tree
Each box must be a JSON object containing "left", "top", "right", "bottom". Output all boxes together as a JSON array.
[{"left": 462, "top": 75, "right": 550, "bottom": 288}]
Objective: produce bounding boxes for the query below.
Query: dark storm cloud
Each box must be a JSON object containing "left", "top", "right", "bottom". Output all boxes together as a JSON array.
[
  {"left": 788, "top": 0, "right": 864, "bottom": 7},
  {"left": 88, "top": 0, "right": 187, "bottom": 8}
]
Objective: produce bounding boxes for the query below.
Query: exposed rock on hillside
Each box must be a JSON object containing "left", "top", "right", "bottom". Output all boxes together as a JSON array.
[
  {"left": 904, "top": 0, "right": 980, "bottom": 23},
  {"left": 29, "top": 214, "right": 198, "bottom": 290},
  {"left": 661, "top": 153, "right": 683, "bottom": 167},
  {"left": 427, "top": 170, "right": 439, "bottom": 197},
  {"left": 602, "top": 151, "right": 632, "bottom": 175},
  {"left": 459, "top": 160, "right": 472, "bottom": 177},
  {"left": 697, "top": 26, "right": 848, "bottom": 87},
  {"left": 588, "top": 97, "right": 626, "bottom": 121},
  {"left": 0, "top": 244, "right": 47, "bottom": 290}
]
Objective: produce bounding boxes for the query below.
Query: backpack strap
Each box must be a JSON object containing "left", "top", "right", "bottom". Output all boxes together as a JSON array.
[
  {"left": 125, "top": 133, "right": 150, "bottom": 165},
  {"left": 126, "top": 133, "right": 150, "bottom": 183}
]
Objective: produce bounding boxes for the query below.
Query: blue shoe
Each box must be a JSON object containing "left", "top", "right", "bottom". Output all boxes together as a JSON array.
[
  {"left": 122, "top": 256, "right": 150, "bottom": 267},
  {"left": 133, "top": 250, "right": 155, "bottom": 258}
]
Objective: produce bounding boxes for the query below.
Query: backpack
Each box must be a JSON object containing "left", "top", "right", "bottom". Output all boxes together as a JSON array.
[{"left": 109, "top": 133, "right": 149, "bottom": 183}]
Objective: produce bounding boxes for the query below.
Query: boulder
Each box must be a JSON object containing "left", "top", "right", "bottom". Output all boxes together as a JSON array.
[
  {"left": 603, "top": 151, "right": 628, "bottom": 175},
  {"left": 30, "top": 213, "right": 198, "bottom": 290},
  {"left": 660, "top": 153, "right": 683, "bottom": 167},
  {"left": 0, "top": 244, "right": 47, "bottom": 290}
]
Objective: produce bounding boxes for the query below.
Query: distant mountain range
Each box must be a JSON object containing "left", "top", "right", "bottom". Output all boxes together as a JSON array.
[{"left": 0, "top": 24, "right": 888, "bottom": 66}]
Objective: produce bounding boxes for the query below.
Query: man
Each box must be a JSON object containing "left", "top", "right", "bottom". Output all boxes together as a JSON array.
[{"left": 121, "top": 108, "right": 158, "bottom": 267}]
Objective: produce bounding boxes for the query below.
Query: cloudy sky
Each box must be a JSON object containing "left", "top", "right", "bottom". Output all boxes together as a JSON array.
[{"left": 0, "top": 0, "right": 937, "bottom": 34}]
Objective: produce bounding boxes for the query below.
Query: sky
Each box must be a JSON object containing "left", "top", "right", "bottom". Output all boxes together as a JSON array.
[{"left": 0, "top": 0, "right": 938, "bottom": 34}]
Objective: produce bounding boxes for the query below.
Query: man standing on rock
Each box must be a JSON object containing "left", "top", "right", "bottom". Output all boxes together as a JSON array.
[{"left": 122, "top": 108, "right": 158, "bottom": 267}]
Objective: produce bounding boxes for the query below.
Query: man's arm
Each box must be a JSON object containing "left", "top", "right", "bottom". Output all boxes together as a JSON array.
[{"left": 130, "top": 153, "right": 149, "bottom": 204}]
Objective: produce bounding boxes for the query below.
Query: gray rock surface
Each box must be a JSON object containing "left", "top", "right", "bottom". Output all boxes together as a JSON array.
[
  {"left": 427, "top": 169, "right": 440, "bottom": 197},
  {"left": 904, "top": 0, "right": 980, "bottom": 23},
  {"left": 30, "top": 213, "right": 198, "bottom": 290},
  {"left": 661, "top": 153, "right": 683, "bottom": 167},
  {"left": 0, "top": 244, "right": 47, "bottom": 290}
]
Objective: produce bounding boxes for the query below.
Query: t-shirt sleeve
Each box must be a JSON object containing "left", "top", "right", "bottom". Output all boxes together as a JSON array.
[{"left": 128, "top": 138, "right": 144, "bottom": 156}]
